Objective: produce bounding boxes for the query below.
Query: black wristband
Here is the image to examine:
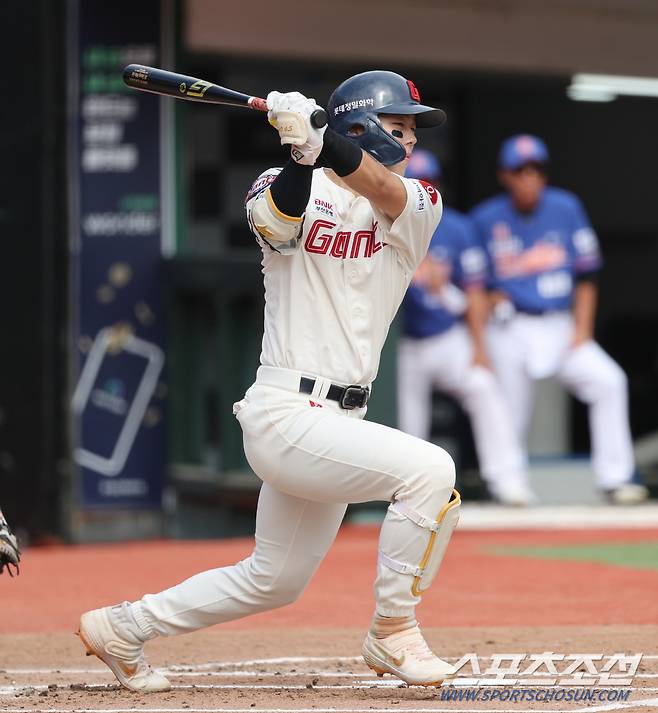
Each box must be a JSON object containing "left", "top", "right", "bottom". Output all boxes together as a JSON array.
[
  {"left": 269, "top": 160, "right": 314, "bottom": 218},
  {"left": 319, "top": 128, "right": 363, "bottom": 177}
]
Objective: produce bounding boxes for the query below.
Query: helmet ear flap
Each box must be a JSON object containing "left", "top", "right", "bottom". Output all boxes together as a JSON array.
[{"left": 354, "top": 116, "right": 405, "bottom": 166}]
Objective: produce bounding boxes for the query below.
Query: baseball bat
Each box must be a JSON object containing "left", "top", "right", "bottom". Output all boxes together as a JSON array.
[{"left": 122, "top": 64, "right": 328, "bottom": 128}]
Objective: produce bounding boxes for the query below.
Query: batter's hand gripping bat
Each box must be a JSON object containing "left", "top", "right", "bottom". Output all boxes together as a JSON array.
[{"left": 122, "top": 64, "right": 328, "bottom": 129}]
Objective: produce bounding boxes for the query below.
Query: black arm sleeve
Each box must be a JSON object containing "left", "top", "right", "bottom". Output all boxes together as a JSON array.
[
  {"left": 268, "top": 160, "right": 314, "bottom": 218},
  {"left": 268, "top": 129, "right": 363, "bottom": 217},
  {"left": 318, "top": 128, "right": 363, "bottom": 177}
]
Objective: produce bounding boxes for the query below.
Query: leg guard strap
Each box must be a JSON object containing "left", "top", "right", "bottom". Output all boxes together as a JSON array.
[
  {"left": 380, "top": 489, "right": 461, "bottom": 597},
  {"left": 378, "top": 552, "right": 423, "bottom": 578},
  {"left": 389, "top": 499, "right": 443, "bottom": 532}
]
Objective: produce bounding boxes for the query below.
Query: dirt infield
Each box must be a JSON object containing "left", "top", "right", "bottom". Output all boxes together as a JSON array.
[
  {"left": 1, "top": 526, "right": 657, "bottom": 711},
  {"left": 2, "top": 627, "right": 657, "bottom": 712}
]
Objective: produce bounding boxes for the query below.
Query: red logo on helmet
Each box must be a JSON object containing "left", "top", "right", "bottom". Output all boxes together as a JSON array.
[
  {"left": 407, "top": 80, "right": 421, "bottom": 102},
  {"left": 419, "top": 180, "right": 439, "bottom": 205}
]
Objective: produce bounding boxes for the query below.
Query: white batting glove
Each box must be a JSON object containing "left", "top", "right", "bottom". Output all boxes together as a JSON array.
[{"left": 267, "top": 91, "right": 326, "bottom": 166}]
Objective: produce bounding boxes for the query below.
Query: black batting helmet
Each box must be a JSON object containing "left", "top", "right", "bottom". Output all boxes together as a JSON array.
[{"left": 327, "top": 70, "right": 446, "bottom": 166}]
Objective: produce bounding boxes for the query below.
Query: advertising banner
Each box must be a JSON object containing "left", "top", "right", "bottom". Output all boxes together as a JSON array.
[{"left": 71, "top": 0, "right": 168, "bottom": 508}]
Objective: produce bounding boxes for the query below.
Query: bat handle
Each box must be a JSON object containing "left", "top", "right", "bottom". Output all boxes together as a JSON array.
[{"left": 253, "top": 97, "right": 328, "bottom": 129}]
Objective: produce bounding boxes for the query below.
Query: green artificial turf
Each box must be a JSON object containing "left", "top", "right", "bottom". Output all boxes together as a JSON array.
[{"left": 486, "top": 541, "right": 658, "bottom": 570}]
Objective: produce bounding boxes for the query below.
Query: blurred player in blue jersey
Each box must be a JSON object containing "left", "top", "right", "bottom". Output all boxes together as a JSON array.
[
  {"left": 400, "top": 149, "right": 533, "bottom": 506},
  {"left": 470, "top": 134, "right": 648, "bottom": 505}
]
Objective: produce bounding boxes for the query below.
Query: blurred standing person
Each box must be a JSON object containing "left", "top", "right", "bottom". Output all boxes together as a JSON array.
[
  {"left": 470, "top": 134, "right": 647, "bottom": 504},
  {"left": 0, "top": 507, "right": 20, "bottom": 576},
  {"left": 399, "top": 149, "right": 533, "bottom": 506}
]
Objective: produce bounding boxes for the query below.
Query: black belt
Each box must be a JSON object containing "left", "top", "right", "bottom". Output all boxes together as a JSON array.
[{"left": 299, "top": 376, "right": 370, "bottom": 410}]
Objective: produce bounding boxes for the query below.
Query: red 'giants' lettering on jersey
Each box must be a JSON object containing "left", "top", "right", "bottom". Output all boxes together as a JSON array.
[
  {"left": 419, "top": 180, "right": 439, "bottom": 205},
  {"left": 304, "top": 219, "right": 383, "bottom": 259},
  {"left": 407, "top": 80, "right": 421, "bottom": 102}
]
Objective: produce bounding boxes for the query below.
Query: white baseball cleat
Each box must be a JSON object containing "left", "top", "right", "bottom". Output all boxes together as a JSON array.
[
  {"left": 78, "top": 605, "right": 171, "bottom": 693},
  {"left": 606, "top": 483, "right": 650, "bottom": 505},
  {"left": 362, "top": 625, "right": 456, "bottom": 686},
  {"left": 490, "top": 480, "right": 538, "bottom": 507}
]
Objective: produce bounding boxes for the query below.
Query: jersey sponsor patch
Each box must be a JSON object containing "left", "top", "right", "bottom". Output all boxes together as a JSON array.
[
  {"left": 412, "top": 180, "right": 428, "bottom": 212},
  {"left": 313, "top": 198, "right": 335, "bottom": 218},
  {"left": 412, "top": 179, "right": 439, "bottom": 212},
  {"left": 244, "top": 172, "right": 278, "bottom": 204},
  {"left": 419, "top": 180, "right": 439, "bottom": 205}
]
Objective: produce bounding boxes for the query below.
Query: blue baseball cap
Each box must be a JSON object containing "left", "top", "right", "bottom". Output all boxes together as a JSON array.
[
  {"left": 498, "top": 134, "right": 549, "bottom": 170},
  {"left": 405, "top": 148, "right": 442, "bottom": 181}
]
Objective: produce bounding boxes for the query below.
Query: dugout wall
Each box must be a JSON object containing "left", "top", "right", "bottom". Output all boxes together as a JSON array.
[{"left": 0, "top": 1, "right": 70, "bottom": 542}]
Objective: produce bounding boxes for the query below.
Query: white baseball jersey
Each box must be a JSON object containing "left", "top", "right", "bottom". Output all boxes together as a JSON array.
[{"left": 245, "top": 168, "right": 442, "bottom": 386}]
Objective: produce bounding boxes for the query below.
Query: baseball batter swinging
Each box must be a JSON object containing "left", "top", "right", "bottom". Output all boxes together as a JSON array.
[{"left": 78, "top": 71, "right": 460, "bottom": 691}]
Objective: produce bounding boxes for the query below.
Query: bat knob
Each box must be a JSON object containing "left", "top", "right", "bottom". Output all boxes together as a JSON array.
[{"left": 311, "top": 109, "right": 328, "bottom": 129}]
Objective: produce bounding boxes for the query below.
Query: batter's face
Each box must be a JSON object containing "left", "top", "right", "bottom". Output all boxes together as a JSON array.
[
  {"left": 379, "top": 114, "right": 417, "bottom": 175},
  {"left": 498, "top": 163, "right": 548, "bottom": 212}
]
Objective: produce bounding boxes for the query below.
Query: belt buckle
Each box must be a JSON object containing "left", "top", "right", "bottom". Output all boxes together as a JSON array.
[{"left": 340, "top": 385, "right": 369, "bottom": 410}]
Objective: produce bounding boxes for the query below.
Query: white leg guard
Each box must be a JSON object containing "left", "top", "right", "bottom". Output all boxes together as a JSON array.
[{"left": 379, "top": 489, "right": 461, "bottom": 597}]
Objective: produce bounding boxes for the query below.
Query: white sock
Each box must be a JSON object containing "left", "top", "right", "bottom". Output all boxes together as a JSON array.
[
  {"left": 109, "top": 601, "right": 153, "bottom": 642},
  {"left": 370, "top": 613, "right": 417, "bottom": 639}
]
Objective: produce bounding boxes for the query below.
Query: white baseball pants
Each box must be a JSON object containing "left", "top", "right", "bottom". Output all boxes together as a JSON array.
[
  {"left": 133, "top": 365, "right": 455, "bottom": 639},
  {"left": 397, "top": 324, "right": 527, "bottom": 495},
  {"left": 487, "top": 312, "right": 634, "bottom": 489}
]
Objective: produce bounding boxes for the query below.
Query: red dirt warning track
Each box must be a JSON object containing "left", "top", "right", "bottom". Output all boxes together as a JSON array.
[{"left": 2, "top": 526, "right": 657, "bottom": 633}]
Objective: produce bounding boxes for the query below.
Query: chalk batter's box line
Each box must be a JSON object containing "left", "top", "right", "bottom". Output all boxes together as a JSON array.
[
  {"left": 4, "top": 670, "right": 656, "bottom": 694},
  {"left": 6, "top": 653, "right": 658, "bottom": 676},
  {"left": 6, "top": 669, "right": 658, "bottom": 678},
  {"left": 166, "top": 654, "right": 658, "bottom": 667}
]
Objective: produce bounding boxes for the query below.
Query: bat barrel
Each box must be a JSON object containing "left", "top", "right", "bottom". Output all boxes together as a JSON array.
[
  {"left": 122, "top": 64, "right": 186, "bottom": 97},
  {"left": 123, "top": 64, "right": 329, "bottom": 127},
  {"left": 123, "top": 64, "right": 251, "bottom": 107}
]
